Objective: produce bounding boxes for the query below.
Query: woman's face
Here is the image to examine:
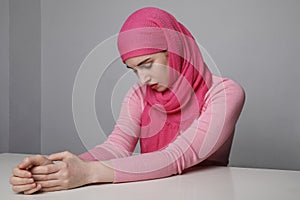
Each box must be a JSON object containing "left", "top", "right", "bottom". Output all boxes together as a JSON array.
[{"left": 125, "top": 51, "right": 169, "bottom": 92}]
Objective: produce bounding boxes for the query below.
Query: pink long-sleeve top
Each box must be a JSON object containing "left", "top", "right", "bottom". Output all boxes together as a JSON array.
[{"left": 79, "top": 75, "right": 245, "bottom": 183}]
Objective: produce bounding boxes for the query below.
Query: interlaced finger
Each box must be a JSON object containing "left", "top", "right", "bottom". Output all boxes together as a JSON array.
[
  {"left": 23, "top": 184, "right": 42, "bottom": 195},
  {"left": 10, "top": 176, "right": 34, "bottom": 185},
  {"left": 32, "top": 172, "right": 58, "bottom": 181},
  {"left": 12, "top": 183, "right": 37, "bottom": 193},
  {"left": 12, "top": 167, "right": 32, "bottom": 178},
  {"left": 31, "top": 163, "right": 60, "bottom": 175},
  {"left": 36, "top": 179, "right": 61, "bottom": 188}
]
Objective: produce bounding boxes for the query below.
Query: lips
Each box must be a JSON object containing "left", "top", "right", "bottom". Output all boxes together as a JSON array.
[{"left": 150, "top": 83, "right": 159, "bottom": 90}]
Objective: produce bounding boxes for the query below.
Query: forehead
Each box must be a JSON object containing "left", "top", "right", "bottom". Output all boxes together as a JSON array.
[{"left": 125, "top": 51, "right": 167, "bottom": 67}]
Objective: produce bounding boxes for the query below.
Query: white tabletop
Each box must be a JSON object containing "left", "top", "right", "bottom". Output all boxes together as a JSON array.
[{"left": 1, "top": 153, "right": 299, "bottom": 200}]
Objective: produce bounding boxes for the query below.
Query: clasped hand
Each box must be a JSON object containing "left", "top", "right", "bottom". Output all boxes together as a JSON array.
[{"left": 10, "top": 151, "right": 91, "bottom": 194}]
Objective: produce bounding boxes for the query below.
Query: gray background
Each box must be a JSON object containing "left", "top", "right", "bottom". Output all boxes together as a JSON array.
[{"left": 0, "top": 0, "right": 299, "bottom": 170}]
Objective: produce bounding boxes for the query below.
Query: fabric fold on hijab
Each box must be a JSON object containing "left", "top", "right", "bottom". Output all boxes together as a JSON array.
[{"left": 117, "top": 7, "right": 213, "bottom": 153}]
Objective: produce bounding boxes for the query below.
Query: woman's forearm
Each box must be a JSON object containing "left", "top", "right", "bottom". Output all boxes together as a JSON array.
[{"left": 86, "top": 161, "right": 114, "bottom": 184}]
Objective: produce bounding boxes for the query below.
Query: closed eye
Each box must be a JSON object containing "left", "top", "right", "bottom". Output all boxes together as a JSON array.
[{"left": 143, "top": 63, "right": 152, "bottom": 69}]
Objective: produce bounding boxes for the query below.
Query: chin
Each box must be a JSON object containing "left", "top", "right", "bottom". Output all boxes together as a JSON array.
[{"left": 157, "top": 86, "right": 168, "bottom": 92}]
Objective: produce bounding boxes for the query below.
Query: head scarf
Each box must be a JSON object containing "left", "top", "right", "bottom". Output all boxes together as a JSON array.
[{"left": 117, "top": 7, "right": 212, "bottom": 153}]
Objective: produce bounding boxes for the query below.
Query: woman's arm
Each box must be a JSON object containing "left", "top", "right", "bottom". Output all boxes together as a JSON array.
[
  {"left": 21, "top": 78, "right": 245, "bottom": 191},
  {"left": 79, "top": 83, "right": 145, "bottom": 161},
  {"left": 109, "top": 77, "right": 245, "bottom": 183}
]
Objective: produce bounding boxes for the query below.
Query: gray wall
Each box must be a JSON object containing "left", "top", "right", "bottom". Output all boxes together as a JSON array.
[
  {"left": 2, "top": 0, "right": 300, "bottom": 170},
  {"left": 9, "top": 0, "right": 41, "bottom": 153},
  {"left": 0, "top": 0, "right": 10, "bottom": 153}
]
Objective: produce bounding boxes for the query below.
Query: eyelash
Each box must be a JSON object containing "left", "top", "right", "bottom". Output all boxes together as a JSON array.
[{"left": 131, "top": 63, "right": 152, "bottom": 73}]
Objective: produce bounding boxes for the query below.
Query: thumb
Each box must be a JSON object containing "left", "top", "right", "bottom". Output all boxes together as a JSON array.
[
  {"left": 18, "top": 155, "right": 51, "bottom": 169},
  {"left": 48, "top": 151, "right": 71, "bottom": 161}
]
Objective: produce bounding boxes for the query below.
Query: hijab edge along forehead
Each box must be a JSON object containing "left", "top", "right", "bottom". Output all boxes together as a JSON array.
[{"left": 117, "top": 25, "right": 209, "bottom": 90}]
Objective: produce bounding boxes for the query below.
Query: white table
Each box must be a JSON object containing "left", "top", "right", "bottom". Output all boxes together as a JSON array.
[{"left": 1, "top": 153, "right": 299, "bottom": 200}]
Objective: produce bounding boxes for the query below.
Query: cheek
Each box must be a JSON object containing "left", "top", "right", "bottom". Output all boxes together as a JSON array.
[
  {"left": 152, "top": 64, "right": 169, "bottom": 84},
  {"left": 164, "top": 68, "right": 169, "bottom": 83},
  {"left": 155, "top": 67, "right": 169, "bottom": 87}
]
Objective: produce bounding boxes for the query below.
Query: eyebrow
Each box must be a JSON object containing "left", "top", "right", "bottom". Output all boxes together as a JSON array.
[{"left": 126, "top": 58, "right": 151, "bottom": 69}]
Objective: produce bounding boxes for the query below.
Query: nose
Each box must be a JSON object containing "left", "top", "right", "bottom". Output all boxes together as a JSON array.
[{"left": 138, "top": 71, "right": 151, "bottom": 85}]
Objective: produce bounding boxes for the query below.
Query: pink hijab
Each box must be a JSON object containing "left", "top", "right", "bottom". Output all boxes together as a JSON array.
[{"left": 117, "top": 7, "right": 212, "bottom": 153}]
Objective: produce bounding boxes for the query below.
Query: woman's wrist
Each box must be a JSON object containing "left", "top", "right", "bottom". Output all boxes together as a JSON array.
[{"left": 85, "top": 161, "right": 114, "bottom": 184}]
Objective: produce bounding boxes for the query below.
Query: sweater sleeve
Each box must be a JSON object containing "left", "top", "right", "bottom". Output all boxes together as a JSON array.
[
  {"left": 111, "top": 77, "right": 245, "bottom": 183},
  {"left": 79, "top": 83, "right": 145, "bottom": 161}
]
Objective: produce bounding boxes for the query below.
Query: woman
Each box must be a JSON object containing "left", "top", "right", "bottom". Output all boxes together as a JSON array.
[{"left": 10, "top": 7, "right": 245, "bottom": 194}]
